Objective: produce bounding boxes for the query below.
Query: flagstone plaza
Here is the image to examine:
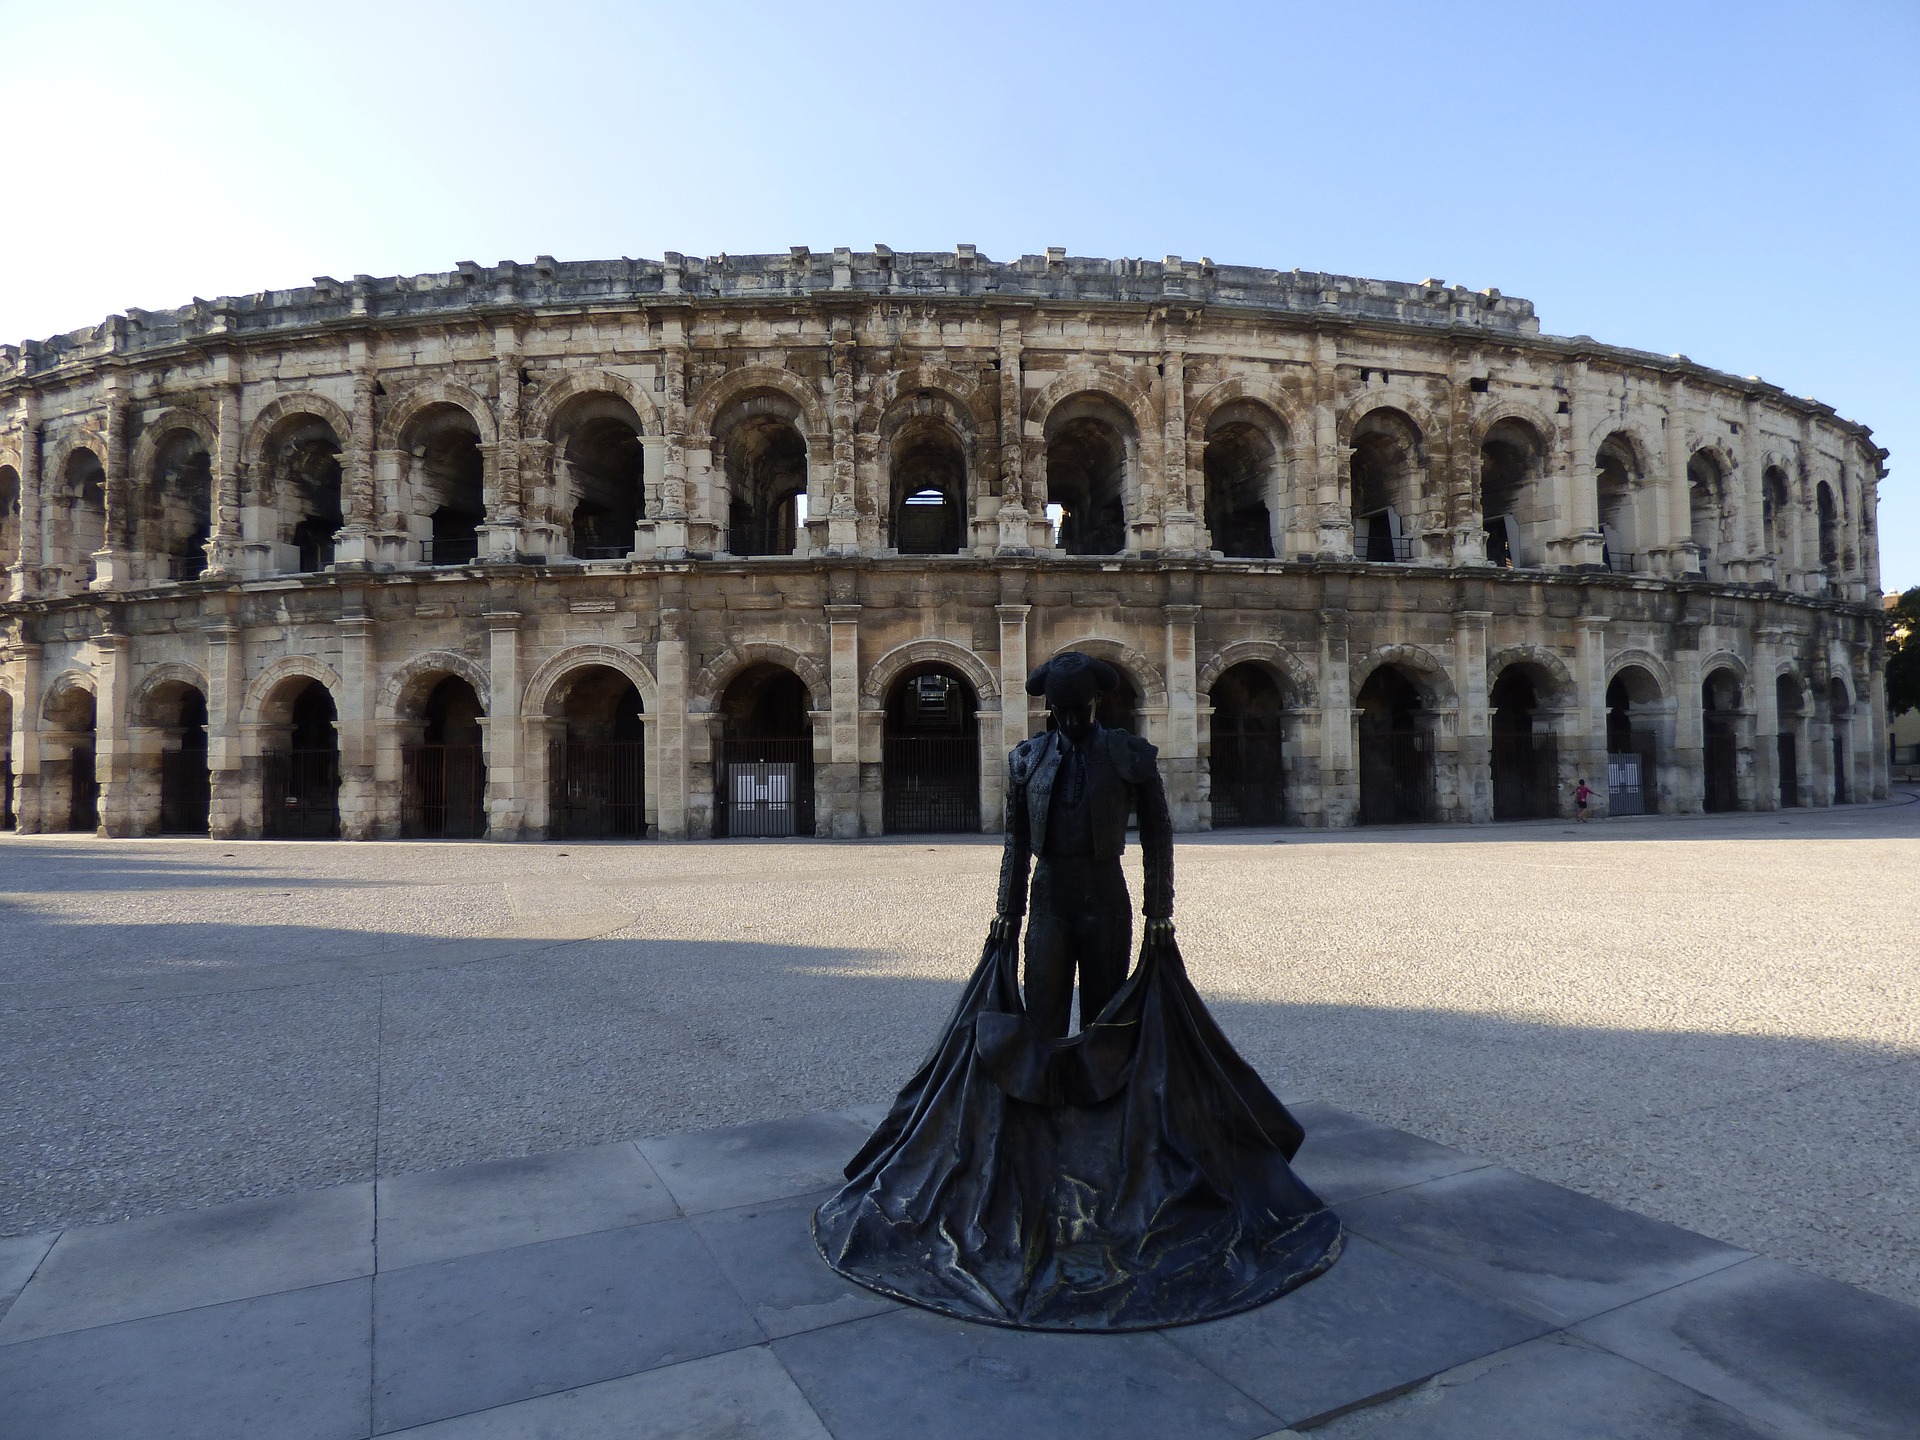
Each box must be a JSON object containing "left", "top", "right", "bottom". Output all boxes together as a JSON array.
[{"left": 2, "top": 797, "right": 1917, "bottom": 1435}]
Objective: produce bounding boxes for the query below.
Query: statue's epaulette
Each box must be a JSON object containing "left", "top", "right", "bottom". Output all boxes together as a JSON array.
[
  {"left": 1107, "top": 729, "right": 1161, "bottom": 784},
  {"left": 1008, "top": 734, "right": 1049, "bottom": 785}
]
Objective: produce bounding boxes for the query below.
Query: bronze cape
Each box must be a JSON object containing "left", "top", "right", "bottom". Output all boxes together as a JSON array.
[{"left": 811, "top": 926, "right": 1343, "bottom": 1331}]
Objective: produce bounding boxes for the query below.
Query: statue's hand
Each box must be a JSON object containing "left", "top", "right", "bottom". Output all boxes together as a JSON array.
[
  {"left": 988, "top": 914, "right": 1021, "bottom": 946},
  {"left": 1143, "top": 917, "right": 1175, "bottom": 946}
]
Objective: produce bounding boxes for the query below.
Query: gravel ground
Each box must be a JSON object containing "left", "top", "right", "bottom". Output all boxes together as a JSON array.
[{"left": 3, "top": 794, "right": 1916, "bottom": 1307}]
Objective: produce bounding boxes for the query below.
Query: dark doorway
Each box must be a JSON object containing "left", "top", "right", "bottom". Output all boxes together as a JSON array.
[
  {"left": 883, "top": 666, "right": 979, "bottom": 834},
  {"left": 559, "top": 401, "right": 645, "bottom": 559},
  {"left": 46, "top": 685, "right": 99, "bottom": 833},
  {"left": 724, "top": 412, "right": 808, "bottom": 557},
  {"left": 0, "top": 692, "right": 12, "bottom": 830},
  {"left": 1202, "top": 416, "right": 1277, "bottom": 559},
  {"left": 1606, "top": 669, "right": 1660, "bottom": 815},
  {"left": 548, "top": 666, "right": 646, "bottom": 839},
  {"left": 1045, "top": 407, "right": 1128, "bottom": 555},
  {"left": 1209, "top": 663, "right": 1286, "bottom": 827},
  {"left": 717, "top": 664, "right": 814, "bottom": 837},
  {"left": 1490, "top": 669, "right": 1554, "bottom": 820},
  {"left": 263, "top": 680, "right": 340, "bottom": 838},
  {"left": 1357, "top": 666, "right": 1432, "bottom": 824},
  {"left": 1829, "top": 678, "right": 1850, "bottom": 804},
  {"left": 68, "top": 744, "right": 98, "bottom": 832},
  {"left": 404, "top": 676, "right": 487, "bottom": 838},
  {"left": 411, "top": 405, "right": 485, "bottom": 565},
  {"left": 1702, "top": 669, "right": 1741, "bottom": 813},
  {"left": 1776, "top": 675, "right": 1802, "bottom": 808},
  {"left": 158, "top": 687, "right": 211, "bottom": 835},
  {"left": 890, "top": 426, "right": 966, "bottom": 555},
  {"left": 1778, "top": 734, "right": 1798, "bottom": 809}
]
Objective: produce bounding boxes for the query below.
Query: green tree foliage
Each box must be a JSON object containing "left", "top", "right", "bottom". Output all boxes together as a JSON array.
[{"left": 1888, "top": 587, "right": 1920, "bottom": 718}]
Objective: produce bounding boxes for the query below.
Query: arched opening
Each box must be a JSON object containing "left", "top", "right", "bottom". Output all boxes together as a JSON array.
[
  {"left": 1044, "top": 396, "right": 1129, "bottom": 556},
  {"left": 1816, "top": 481, "right": 1839, "bottom": 573},
  {"left": 266, "top": 414, "right": 344, "bottom": 573},
  {"left": 1480, "top": 420, "right": 1542, "bottom": 569},
  {"left": 882, "top": 665, "right": 980, "bottom": 833},
  {"left": 44, "top": 683, "right": 99, "bottom": 833},
  {"left": 716, "top": 664, "right": 814, "bottom": 837},
  {"left": 1203, "top": 408, "right": 1279, "bottom": 559},
  {"left": 1596, "top": 433, "right": 1642, "bottom": 573},
  {"left": 1490, "top": 667, "right": 1556, "bottom": 819},
  {"left": 1208, "top": 663, "right": 1287, "bottom": 827},
  {"left": 888, "top": 423, "right": 966, "bottom": 555},
  {"left": 1605, "top": 667, "right": 1663, "bottom": 815},
  {"left": 0, "top": 689, "right": 12, "bottom": 830},
  {"left": 1828, "top": 677, "right": 1851, "bottom": 804},
  {"left": 407, "top": 405, "right": 485, "bottom": 565},
  {"left": 1356, "top": 665, "right": 1432, "bottom": 824},
  {"left": 1689, "top": 450, "right": 1728, "bottom": 577},
  {"left": 262, "top": 679, "right": 340, "bottom": 838},
  {"left": 1701, "top": 667, "right": 1742, "bottom": 812},
  {"left": 402, "top": 675, "right": 487, "bottom": 838},
  {"left": 0, "top": 464, "right": 21, "bottom": 581},
  {"left": 146, "top": 681, "right": 210, "bottom": 834},
  {"left": 555, "top": 395, "right": 645, "bottom": 560},
  {"left": 1775, "top": 675, "right": 1804, "bottom": 808},
  {"left": 1350, "top": 409, "right": 1421, "bottom": 562},
  {"left": 146, "top": 429, "right": 212, "bottom": 580},
  {"left": 547, "top": 665, "right": 647, "bottom": 839},
  {"left": 719, "top": 397, "right": 808, "bottom": 557},
  {"left": 57, "top": 447, "right": 106, "bottom": 584},
  {"left": 1762, "top": 466, "right": 1791, "bottom": 566}
]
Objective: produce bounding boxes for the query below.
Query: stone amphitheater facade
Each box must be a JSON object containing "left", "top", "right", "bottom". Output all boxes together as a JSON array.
[{"left": 0, "top": 247, "right": 1890, "bottom": 841}]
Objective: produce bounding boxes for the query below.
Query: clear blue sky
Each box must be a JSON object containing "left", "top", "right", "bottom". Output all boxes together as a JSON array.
[{"left": 4, "top": 1, "right": 1914, "bottom": 588}]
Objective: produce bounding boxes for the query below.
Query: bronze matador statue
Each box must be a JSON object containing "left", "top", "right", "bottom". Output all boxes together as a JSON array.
[
  {"left": 993, "top": 652, "right": 1174, "bottom": 1037},
  {"left": 813, "top": 650, "right": 1342, "bottom": 1331}
]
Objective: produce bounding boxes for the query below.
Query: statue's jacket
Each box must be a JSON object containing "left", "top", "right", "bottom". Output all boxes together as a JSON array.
[{"left": 996, "top": 727, "right": 1175, "bottom": 920}]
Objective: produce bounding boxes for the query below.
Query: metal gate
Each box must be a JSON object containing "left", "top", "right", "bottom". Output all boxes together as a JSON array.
[
  {"left": 1491, "top": 733, "right": 1555, "bottom": 820},
  {"left": 262, "top": 749, "right": 340, "bottom": 838},
  {"left": 1703, "top": 719, "right": 1738, "bottom": 812},
  {"left": 67, "top": 745, "right": 99, "bottom": 832},
  {"left": 1607, "top": 752, "right": 1646, "bottom": 816},
  {"left": 882, "top": 735, "right": 979, "bottom": 834},
  {"left": 159, "top": 748, "right": 211, "bottom": 834},
  {"left": 403, "top": 743, "right": 487, "bottom": 838},
  {"left": 1, "top": 760, "right": 13, "bottom": 830},
  {"left": 718, "top": 738, "right": 813, "bottom": 838},
  {"left": 1777, "top": 733, "right": 1798, "bottom": 807},
  {"left": 1832, "top": 736, "right": 1848, "bottom": 803},
  {"left": 1210, "top": 734, "right": 1286, "bottom": 828},
  {"left": 1358, "top": 730, "right": 1431, "bottom": 825},
  {"left": 548, "top": 740, "right": 647, "bottom": 839}
]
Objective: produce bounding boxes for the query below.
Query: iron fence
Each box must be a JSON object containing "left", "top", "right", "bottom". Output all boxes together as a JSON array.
[
  {"left": 718, "top": 738, "right": 813, "bottom": 837},
  {"left": 1355, "top": 534, "right": 1415, "bottom": 562},
  {"left": 422, "top": 536, "right": 480, "bottom": 566},
  {"left": 1210, "top": 734, "right": 1286, "bottom": 828},
  {"left": 1, "top": 760, "right": 13, "bottom": 829},
  {"left": 403, "top": 743, "right": 487, "bottom": 838},
  {"left": 67, "top": 746, "right": 99, "bottom": 832},
  {"left": 1491, "top": 732, "right": 1556, "bottom": 820},
  {"left": 1358, "top": 730, "right": 1431, "bottom": 824},
  {"left": 548, "top": 740, "right": 647, "bottom": 839},
  {"left": 262, "top": 749, "right": 340, "bottom": 838},
  {"left": 159, "top": 748, "right": 211, "bottom": 834},
  {"left": 882, "top": 735, "right": 979, "bottom": 834}
]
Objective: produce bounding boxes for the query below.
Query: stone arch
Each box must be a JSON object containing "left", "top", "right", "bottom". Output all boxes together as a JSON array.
[
  {"left": 378, "top": 379, "right": 498, "bottom": 450},
  {"left": 1470, "top": 399, "right": 1560, "bottom": 454},
  {"left": 1582, "top": 419, "right": 1658, "bottom": 471},
  {"left": 241, "top": 392, "right": 356, "bottom": 473},
  {"left": 1197, "top": 640, "right": 1317, "bottom": 707},
  {"left": 691, "top": 641, "right": 830, "bottom": 715},
  {"left": 689, "top": 365, "right": 830, "bottom": 442},
  {"left": 1024, "top": 367, "right": 1157, "bottom": 440},
  {"left": 525, "top": 368, "right": 663, "bottom": 440},
  {"left": 131, "top": 662, "right": 212, "bottom": 725},
  {"left": 1605, "top": 648, "right": 1674, "bottom": 698},
  {"left": 859, "top": 639, "right": 1000, "bottom": 710},
  {"left": 378, "top": 649, "right": 493, "bottom": 722},
  {"left": 1683, "top": 437, "right": 1739, "bottom": 479},
  {"left": 1042, "top": 636, "right": 1168, "bottom": 711},
  {"left": 859, "top": 365, "right": 995, "bottom": 441},
  {"left": 41, "top": 668, "right": 99, "bottom": 723},
  {"left": 240, "top": 655, "right": 344, "bottom": 726},
  {"left": 130, "top": 407, "right": 218, "bottom": 481},
  {"left": 42, "top": 425, "right": 109, "bottom": 489},
  {"left": 1338, "top": 393, "right": 1440, "bottom": 448},
  {"left": 523, "top": 644, "right": 659, "bottom": 718},
  {"left": 1772, "top": 662, "right": 1810, "bottom": 714},
  {"left": 1486, "top": 645, "right": 1577, "bottom": 706},
  {"left": 1188, "top": 377, "right": 1307, "bottom": 445},
  {"left": 1698, "top": 650, "right": 1751, "bottom": 707},
  {"left": 1349, "top": 644, "right": 1458, "bottom": 710}
]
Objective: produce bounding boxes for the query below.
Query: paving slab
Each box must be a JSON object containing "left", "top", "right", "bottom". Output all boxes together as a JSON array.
[
  {"left": 689, "top": 1189, "right": 897, "bottom": 1339},
  {"left": 376, "top": 1142, "right": 675, "bottom": 1270},
  {"left": 1308, "top": 1334, "right": 1781, "bottom": 1438},
  {"left": 635, "top": 1109, "right": 874, "bottom": 1215},
  {"left": 775, "top": 1305, "right": 1282, "bottom": 1440},
  {"left": 0, "top": 1277, "right": 371, "bottom": 1440},
  {"left": 1164, "top": 1234, "right": 1551, "bottom": 1427},
  {"left": 0, "top": 1230, "right": 56, "bottom": 1319},
  {"left": 1285, "top": 1102, "right": 1491, "bottom": 1205},
  {"left": 1572, "top": 1254, "right": 1920, "bottom": 1440},
  {"left": 0, "top": 1181, "right": 373, "bottom": 1343},
  {"left": 384, "top": 1346, "right": 832, "bottom": 1439},
  {"left": 1339, "top": 1165, "right": 1752, "bottom": 1326},
  {"left": 372, "top": 1218, "right": 759, "bottom": 1434}
]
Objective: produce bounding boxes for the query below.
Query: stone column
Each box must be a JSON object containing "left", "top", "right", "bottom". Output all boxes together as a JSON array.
[
  {"left": 825, "top": 602, "right": 861, "bottom": 835},
  {"left": 1446, "top": 350, "right": 1486, "bottom": 564},
  {"left": 481, "top": 327, "right": 525, "bottom": 560},
  {"left": 996, "top": 601, "right": 1033, "bottom": 752},
  {"left": 1662, "top": 380, "right": 1698, "bottom": 574},
  {"left": 1573, "top": 616, "right": 1611, "bottom": 816},
  {"left": 333, "top": 348, "right": 382, "bottom": 567},
  {"left": 206, "top": 615, "right": 247, "bottom": 838},
  {"left": 1867, "top": 658, "right": 1890, "bottom": 799},
  {"left": 995, "top": 313, "right": 1036, "bottom": 553},
  {"left": 825, "top": 318, "right": 860, "bottom": 555},
  {"left": 10, "top": 641, "right": 43, "bottom": 831},
  {"left": 653, "top": 601, "right": 691, "bottom": 837},
  {"left": 206, "top": 377, "right": 244, "bottom": 577},
  {"left": 1310, "top": 333, "right": 1348, "bottom": 558},
  {"left": 93, "top": 628, "right": 131, "bottom": 835},
  {"left": 486, "top": 604, "right": 523, "bottom": 837},
  {"left": 1453, "top": 610, "right": 1492, "bottom": 822},
  {"left": 1672, "top": 628, "right": 1704, "bottom": 812},
  {"left": 1318, "top": 609, "right": 1356, "bottom": 825},
  {"left": 9, "top": 394, "right": 39, "bottom": 600},
  {"left": 1547, "top": 365, "right": 1603, "bottom": 568},
  {"left": 92, "top": 383, "right": 132, "bottom": 590},
  {"left": 1157, "top": 328, "right": 1195, "bottom": 554},
  {"left": 335, "top": 600, "right": 376, "bottom": 838},
  {"left": 1163, "top": 601, "right": 1201, "bottom": 830}
]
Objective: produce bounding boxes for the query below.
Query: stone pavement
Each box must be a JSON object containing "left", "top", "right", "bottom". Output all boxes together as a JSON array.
[{"left": 2, "top": 1103, "right": 1915, "bottom": 1440}]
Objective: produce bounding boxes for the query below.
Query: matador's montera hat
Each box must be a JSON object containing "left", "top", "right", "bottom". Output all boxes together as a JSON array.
[{"left": 1026, "top": 651, "right": 1120, "bottom": 708}]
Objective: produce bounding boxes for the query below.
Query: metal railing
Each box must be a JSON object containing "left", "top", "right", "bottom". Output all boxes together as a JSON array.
[
  {"left": 717, "top": 737, "right": 814, "bottom": 837},
  {"left": 1353, "top": 535, "right": 1414, "bottom": 562},
  {"left": 167, "top": 551, "right": 209, "bottom": 581},
  {"left": 262, "top": 749, "right": 341, "bottom": 838},
  {"left": 159, "top": 748, "right": 211, "bottom": 834},
  {"left": 882, "top": 734, "right": 980, "bottom": 834},
  {"left": 575, "top": 545, "right": 631, "bottom": 561},
  {"left": 547, "top": 740, "right": 647, "bottom": 839},
  {"left": 1605, "top": 550, "right": 1638, "bottom": 575},
  {"left": 403, "top": 743, "right": 488, "bottom": 838},
  {"left": 1210, "top": 734, "right": 1286, "bottom": 828},
  {"left": 422, "top": 536, "right": 481, "bottom": 566}
]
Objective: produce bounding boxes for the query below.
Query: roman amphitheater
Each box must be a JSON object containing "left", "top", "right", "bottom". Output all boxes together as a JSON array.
[{"left": 0, "top": 247, "right": 1890, "bottom": 841}]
